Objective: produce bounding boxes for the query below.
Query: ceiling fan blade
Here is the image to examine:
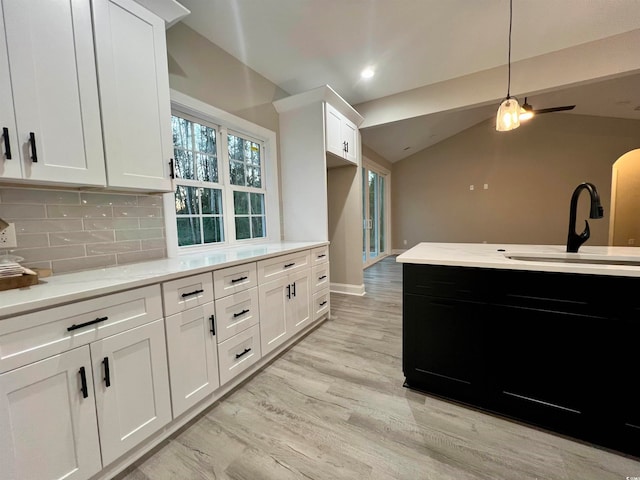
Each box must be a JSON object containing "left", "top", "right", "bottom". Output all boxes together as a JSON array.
[{"left": 532, "top": 105, "right": 576, "bottom": 114}]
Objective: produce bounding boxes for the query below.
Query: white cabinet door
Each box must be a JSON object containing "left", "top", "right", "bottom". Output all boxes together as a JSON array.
[
  {"left": 342, "top": 117, "right": 358, "bottom": 164},
  {"left": 165, "top": 303, "right": 219, "bottom": 418},
  {"left": 91, "top": 319, "right": 171, "bottom": 465},
  {"left": 325, "top": 102, "right": 358, "bottom": 165},
  {"left": 93, "top": 0, "right": 173, "bottom": 192},
  {"left": 259, "top": 268, "right": 312, "bottom": 356},
  {"left": 325, "top": 103, "right": 344, "bottom": 158},
  {"left": 258, "top": 276, "right": 290, "bottom": 356},
  {"left": 0, "top": 16, "right": 20, "bottom": 179},
  {"left": 0, "top": 346, "right": 102, "bottom": 480},
  {"left": 0, "top": 0, "right": 106, "bottom": 186},
  {"left": 287, "top": 269, "right": 311, "bottom": 333}
]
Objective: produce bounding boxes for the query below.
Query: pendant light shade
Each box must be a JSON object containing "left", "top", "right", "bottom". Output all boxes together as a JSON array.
[
  {"left": 496, "top": 0, "right": 520, "bottom": 132},
  {"left": 496, "top": 97, "right": 521, "bottom": 131}
]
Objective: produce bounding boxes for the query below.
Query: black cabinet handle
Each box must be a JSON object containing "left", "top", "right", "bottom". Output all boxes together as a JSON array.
[
  {"left": 181, "top": 288, "right": 204, "bottom": 298},
  {"left": 103, "top": 357, "right": 111, "bottom": 387},
  {"left": 320, "top": 301, "right": 328, "bottom": 307},
  {"left": 291, "top": 282, "right": 296, "bottom": 297},
  {"left": 233, "top": 308, "right": 250, "bottom": 318},
  {"left": 343, "top": 141, "right": 347, "bottom": 152},
  {"left": 209, "top": 314, "right": 215, "bottom": 336},
  {"left": 284, "top": 262, "right": 295, "bottom": 268},
  {"left": 231, "top": 276, "right": 248, "bottom": 283},
  {"left": 319, "top": 275, "right": 327, "bottom": 280},
  {"left": 317, "top": 254, "right": 326, "bottom": 259},
  {"left": 169, "top": 158, "right": 175, "bottom": 179},
  {"left": 286, "top": 284, "right": 291, "bottom": 299},
  {"left": 29, "top": 132, "right": 37, "bottom": 162},
  {"left": 235, "top": 347, "right": 251, "bottom": 359},
  {"left": 79, "top": 366, "right": 88, "bottom": 399},
  {"left": 2, "top": 127, "right": 11, "bottom": 159},
  {"left": 345, "top": 142, "right": 349, "bottom": 153},
  {"left": 67, "top": 316, "right": 108, "bottom": 332}
]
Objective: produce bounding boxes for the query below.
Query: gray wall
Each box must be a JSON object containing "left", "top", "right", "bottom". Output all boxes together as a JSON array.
[
  {"left": 166, "top": 23, "right": 289, "bottom": 134},
  {"left": 391, "top": 114, "right": 640, "bottom": 249}
]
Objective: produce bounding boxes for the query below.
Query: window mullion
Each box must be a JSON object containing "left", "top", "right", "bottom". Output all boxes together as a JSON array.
[{"left": 220, "top": 126, "right": 235, "bottom": 242}]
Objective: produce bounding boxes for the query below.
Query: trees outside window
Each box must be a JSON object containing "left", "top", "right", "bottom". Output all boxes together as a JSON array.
[{"left": 171, "top": 114, "right": 267, "bottom": 248}]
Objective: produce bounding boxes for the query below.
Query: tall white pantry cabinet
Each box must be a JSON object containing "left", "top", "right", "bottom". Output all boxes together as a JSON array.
[{"left": 273, "top": 85, "right": 365, "bottom": 295}]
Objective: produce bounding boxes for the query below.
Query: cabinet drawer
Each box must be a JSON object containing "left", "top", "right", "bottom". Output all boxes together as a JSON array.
[
  {"left": 257, "top": 250, "right": 310, "bottom": 283},
  {"left": 213, "top": 262, "right": 257, "bottom": 299},
  {"left": 313, "top": 288, "right": 330, "bottom": 320},
  {"left": 162, "top": 273, "right": 214, "bottom": 316},
  {"left": 311, "top": 263, "right": 330, "bottom": 293},
  {"left": 214, "top": 287, "right": 260, "bottom": 343},
  {"left": 311, "top": 245, "right": 329, "bottom": 265},
  {"left": 217, "top": 324, "right": 261, "bottom": 386},
  {"left": 0, "top": 285, "right": 162, "bottom": 373}
]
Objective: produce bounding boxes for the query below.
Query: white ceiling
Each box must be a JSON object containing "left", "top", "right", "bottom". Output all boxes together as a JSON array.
[{"left": 177, "top": 0, "right": 640, "bottom": 162}]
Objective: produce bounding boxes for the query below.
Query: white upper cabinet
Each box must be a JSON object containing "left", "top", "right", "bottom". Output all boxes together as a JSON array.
[
  {"left": 93, "top": 0, "right": 173, "bottom": 192},
  {"left": 0, "top": 0, "right": 106, "bottom": 186},
  {"left": 325, "top": 102, "right": 358, "bottom": 165}
]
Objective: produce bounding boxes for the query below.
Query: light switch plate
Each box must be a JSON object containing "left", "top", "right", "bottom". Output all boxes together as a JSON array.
[{"left": 0, "top": 223, "right": 17, "bottom": 248}]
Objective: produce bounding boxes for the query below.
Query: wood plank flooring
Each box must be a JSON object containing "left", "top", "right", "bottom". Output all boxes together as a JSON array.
[{"left": 117, "top": 256, "right": 640, "bottom": 480}]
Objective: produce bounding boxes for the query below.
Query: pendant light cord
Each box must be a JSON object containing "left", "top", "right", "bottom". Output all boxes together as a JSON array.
[{"left": 507, "top": 0, "right": 513, "bottom": 99}]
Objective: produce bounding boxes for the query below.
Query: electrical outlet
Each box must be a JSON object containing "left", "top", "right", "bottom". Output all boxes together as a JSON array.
[{"left": 0, "top": 222, "right": 17, "bottom": 249}]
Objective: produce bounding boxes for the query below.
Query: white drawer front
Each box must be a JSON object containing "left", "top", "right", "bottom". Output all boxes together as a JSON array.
[
  {"left": 311, "top": 245, "right": 329, "bottom": 265},
  {"left": 162, "top": 272, "right": 214, "bottom": 316},
  {"left": 214, "top": 287, "right": 260, "bottom": 343},
  {"left": 0, "top": 285, "right": 162, "bottom": 373},
  {"left": 213, "top": 262, "right": 257, "bottom": 299},
  {"left": 217, "top": 324, "right": 261, "bottom": 386},
  {"left": 313, "top": 288, "right": 330, "bottom": 320},
  {"left": 311, "top": 263, "right": 330, "bottom": 293},
  {"left": 257, "top": 250, "right": 310, "bottom": 283}
]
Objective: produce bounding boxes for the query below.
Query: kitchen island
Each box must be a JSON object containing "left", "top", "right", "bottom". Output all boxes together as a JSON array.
[{"left": 397, "top": 243, "right": 640, "bottom": 458}]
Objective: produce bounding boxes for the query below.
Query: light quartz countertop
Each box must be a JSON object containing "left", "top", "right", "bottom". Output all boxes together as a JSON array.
[
  {"left": 397, "top": 242, "right": 640, "bottom": 277},
  {"left": 0, "top": 241, "right": 327, "bottom": 319}
]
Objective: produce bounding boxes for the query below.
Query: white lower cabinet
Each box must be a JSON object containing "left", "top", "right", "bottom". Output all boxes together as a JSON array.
[
  {"left": 165, "top": 303, "right": 219, "bottom": 418},
  {"left": 259, "top": 268, "right": 311, "bottom": 356},
  {"left": 0, "top": 346, "right": 102, "bottom": 480},
  {"left": 91, "top": 318, "right": 171, "bottom": 466},
  {"left": 313, "top": 289, "right": 331, "bottom": 320},
  {"left": 0, "top": 245, "right": 331, "bottom": 480},
  {"left": 217, "top": 324, "right": 261, "bottom": 386}
]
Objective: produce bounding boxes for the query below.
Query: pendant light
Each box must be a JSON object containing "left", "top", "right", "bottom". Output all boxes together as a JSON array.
[{"left": 496, "top": 0, "right": 520, "bottom": 131}]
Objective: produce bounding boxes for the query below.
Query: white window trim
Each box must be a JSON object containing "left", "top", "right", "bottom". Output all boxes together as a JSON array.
[{"left": 164, "top": 89, "right": 281, "bottom": 257}]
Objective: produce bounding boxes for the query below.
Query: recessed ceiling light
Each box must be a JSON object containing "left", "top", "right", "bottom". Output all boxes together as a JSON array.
[{"left": 360, "top": 67, "right": 375, "bottom": 79}]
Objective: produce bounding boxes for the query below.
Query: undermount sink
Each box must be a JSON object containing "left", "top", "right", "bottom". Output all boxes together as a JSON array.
[{"left": 504, "top": 251, "right": 640, "bottom": 266}]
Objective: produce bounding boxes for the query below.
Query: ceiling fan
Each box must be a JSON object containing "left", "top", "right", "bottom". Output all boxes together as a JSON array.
[{"left": 520, "top": 97, "right": 576, "bottom": 119}]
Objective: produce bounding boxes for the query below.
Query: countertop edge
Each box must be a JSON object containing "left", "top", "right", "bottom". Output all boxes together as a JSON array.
[
  {"left": 395, "top": 242, "right": 640, "bottom": 278},
  {"left": 0, "top": 241, "right": 328, "bottom": 319}
]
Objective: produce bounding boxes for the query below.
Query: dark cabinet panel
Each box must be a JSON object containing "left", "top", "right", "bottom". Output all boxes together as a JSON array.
[
  {"left": 403, "top": 293, "right": 484, "bottom": 402},
  {"left": 402, "top": 262, "right": 639, "bottom": 458},
  {"left": 490, "top": 304, "right": 608, "bottom": 433}
]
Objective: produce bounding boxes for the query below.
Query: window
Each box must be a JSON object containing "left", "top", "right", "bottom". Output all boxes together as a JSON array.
[
  {"left": 228, "top": 132, "right": 266, "bottom": 240},
  {"left": 171, "top": 111, "right": 269, "bottom": 249}
]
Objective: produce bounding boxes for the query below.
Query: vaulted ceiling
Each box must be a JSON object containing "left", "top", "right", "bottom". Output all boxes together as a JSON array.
[{"left": 177, "top": 0, "right": 640, "bottom": 162}]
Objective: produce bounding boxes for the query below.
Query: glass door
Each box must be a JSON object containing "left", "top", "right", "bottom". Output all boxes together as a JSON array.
[{"left": 362, "top": 163, "right": 388, "bottom": 267}]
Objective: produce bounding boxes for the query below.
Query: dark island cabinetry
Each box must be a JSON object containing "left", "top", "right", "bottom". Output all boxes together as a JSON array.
[{"left": 403, "top": 263, "right": 639, "bottom": 457}]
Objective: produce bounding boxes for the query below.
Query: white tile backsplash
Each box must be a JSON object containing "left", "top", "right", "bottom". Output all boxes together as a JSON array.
[{"left": 0, "top": 187, "right": 166, "bottom": 274}]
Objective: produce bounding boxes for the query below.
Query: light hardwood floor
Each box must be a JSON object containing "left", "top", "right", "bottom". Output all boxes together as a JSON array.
[{"left": 117, "top": 256, "right": 640, "bottom": 480}]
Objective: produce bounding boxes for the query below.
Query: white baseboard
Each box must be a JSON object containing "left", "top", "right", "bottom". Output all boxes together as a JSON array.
[
  {"left": 330, "top": 282, "right": 366, "bottom": 296},
  {"left": 392, "top": 249, "right": 408, "bottom": 255}
]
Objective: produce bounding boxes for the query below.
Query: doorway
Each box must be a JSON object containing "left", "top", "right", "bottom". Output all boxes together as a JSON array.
[{"left": 362, "top": 160, "right": 390, "bottom": 267}]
